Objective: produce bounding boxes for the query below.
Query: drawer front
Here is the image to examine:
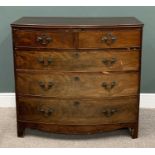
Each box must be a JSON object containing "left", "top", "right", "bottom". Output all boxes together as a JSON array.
[
  {"left": 16, "top": 72, "right": 139, "bottom": 98},
  {"left": 15, "top": 50, "right": 140, "bottom": 72},
  {"left": 18, "top": 96, "right": 138, "bottom": 125},
  {"left": 13, "top": 30, "right": 74, "bottom": 49},
  {"left": 79, "top": 29, "right": 141, "bottom": 48}
]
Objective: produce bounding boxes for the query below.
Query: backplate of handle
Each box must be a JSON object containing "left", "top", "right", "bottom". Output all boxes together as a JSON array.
[
  {"left": 36, "top": 35, "right": 52, "bottom": 45},
  {"left": 37, "top": 57, "right": 52, "bottom": 66},
  {"left": 102, "top": 58, "right": 117, "bottom": 67},
  {"left": 102, "top": 81, "right": 116, "bottom": 91},
  {"left": 102, "top": 108, "right": 117, "bottom": 117},
  {"left": 37, "top": 105, "right": 54, "bottom": 117},
  {"left": 39, "top": 81, "right": 54, "bottom": 91},
  {"left": 101, "top": 33, "right": 117, "bottom": 46}
]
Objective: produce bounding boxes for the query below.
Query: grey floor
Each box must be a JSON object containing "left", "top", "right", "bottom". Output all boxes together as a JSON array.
[{"left": 0, "top": 108, "right": 155, "bottom": 148}]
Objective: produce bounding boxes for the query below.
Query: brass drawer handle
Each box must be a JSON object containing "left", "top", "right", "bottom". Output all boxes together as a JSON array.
[
  {"left": 36, "top": 35, "right": 52, "bottom": 45},
  {"left": 37, "top": 57, "right": 52, "bottom": 66},
  {"left": 102, "top": 108, "right": 117, "bottom": 117},
  {"left": 102, "top": 58, "right": 117, "bottom": 67},
  {"left": 39, "top": 81, "right": 54, "bottom": 91},
  {"left": 37, "top": 105, "right": 54, "bottom": 117},
  {"left": 101, "top": 33, "right": 117, "bottom": 46},
  {"left": 101, "top": 81, "right": 116, "bottom": 91}
]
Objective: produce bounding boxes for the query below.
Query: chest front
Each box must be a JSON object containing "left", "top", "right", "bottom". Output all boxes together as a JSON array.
[{"left": 11, "top": 17, "right": 143, "bottom": 138}]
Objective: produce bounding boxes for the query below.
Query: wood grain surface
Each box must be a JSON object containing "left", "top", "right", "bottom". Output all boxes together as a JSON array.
[
  {"left": 79, "top": 29, "right": 141, "bottom": 48},
  {"left": 18, "top": 96, "right": 138, "bottom": 125},
  {"left": 15, "top": 50, "right": 140, "bottom": 71},
  {"left": 16, "top": 71, "right": 139, "bottom": 98}
]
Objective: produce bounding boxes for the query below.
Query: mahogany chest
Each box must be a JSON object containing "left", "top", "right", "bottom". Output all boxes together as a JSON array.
[{"left": 11, "top": 17, "right": 143, "bottom": 138}]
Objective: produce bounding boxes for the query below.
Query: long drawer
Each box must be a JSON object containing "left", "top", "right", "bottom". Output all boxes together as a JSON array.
[
  {"left": 16, "top": 71, "right": 139, "bottom": 98},
  {"left": 18, "top": 96, "right": 138, "bottom": 125},
  {"left": 15, "top": 50, "right": 140, "bottom": 72}
]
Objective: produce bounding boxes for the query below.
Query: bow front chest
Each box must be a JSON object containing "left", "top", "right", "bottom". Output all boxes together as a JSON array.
[{"left": 11, "top": 17, "right": 143, "bottom": 138}]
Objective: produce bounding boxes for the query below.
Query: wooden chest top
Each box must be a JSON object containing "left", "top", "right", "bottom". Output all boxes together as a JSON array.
[{"left": 11, "top": 17, "right": 143, "bottom": 28}]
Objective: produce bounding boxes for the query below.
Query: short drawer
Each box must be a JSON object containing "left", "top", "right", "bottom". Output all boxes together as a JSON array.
[
  {"left": 16, "top": 71, "right": 139, "bottom": 98},
  {"left": 15, "top": 50, "right": 140, "bottom": 72},
  {"left": 13, "top": 29, "right": 74, "bottom": 49},
  {"left": 79, "top": 29, "right": 141, "bottom": 49},
  {"left": 17, "top": 96, "right": 138, "bottom": 125}
]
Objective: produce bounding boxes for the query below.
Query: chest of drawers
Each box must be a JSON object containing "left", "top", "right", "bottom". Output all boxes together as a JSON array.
[{"left": 11, "top": 17, "right": 143, "bottom": 138}]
